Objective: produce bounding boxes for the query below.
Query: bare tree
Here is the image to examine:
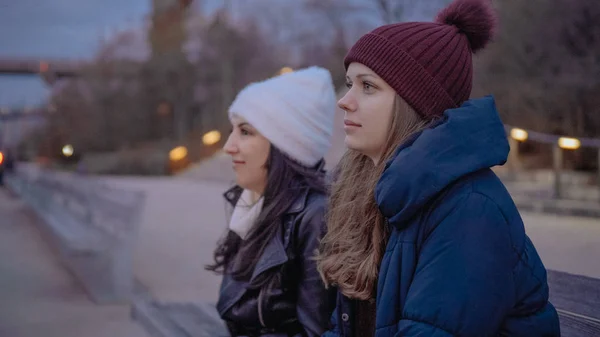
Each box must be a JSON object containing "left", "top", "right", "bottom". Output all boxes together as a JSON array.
[
  {"left": 302, "top": 0, "right": 372, "bottom": 87},
  {"left": 473, "top": 0, "right": 600, "bottom": 170},
  {"left": 191, "top": 12, "right": 286, "bottom": 134},
  {"left": 374, "top": 0, "right": 406, "bottom": 24},
  {"left": 373, "top": 0, "right": 452, "bottom": 24},
  {"left": 43, "top": 29, "right": 154, "bottom": 154},
  {"left": 475, "top": 0, "right": 600, "bottom": 137}
]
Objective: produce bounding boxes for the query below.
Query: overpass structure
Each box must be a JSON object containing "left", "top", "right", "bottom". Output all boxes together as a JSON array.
[
  {"left": 0, "top": 0, "right": 193, "bottom": 146},
  {"left": 0, "top": 58, "right": 82, "bottom": 85},
  {"left": 0, "top": 107, "right": 49, "bottom": 122},
  {"left": 0, "top": 0, "right": 193, "bottom": 85}
]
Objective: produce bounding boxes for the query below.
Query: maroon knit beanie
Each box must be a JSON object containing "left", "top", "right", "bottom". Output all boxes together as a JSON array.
[{"left": 344, "top": 0, "right": 497, "bottom": 119}]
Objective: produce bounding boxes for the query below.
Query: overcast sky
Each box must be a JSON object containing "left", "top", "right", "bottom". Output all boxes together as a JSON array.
[
  {"left": 0, "top": 0, "right": 442, "bottom": 108},
  {"left": 0, "top": 0, "right": 151, "bottom": 107}
]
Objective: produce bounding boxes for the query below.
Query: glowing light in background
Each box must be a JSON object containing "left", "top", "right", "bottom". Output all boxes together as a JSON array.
[
  {"left": 169, "top": 146, "right": 188, "bottom": 161},
  {"left": 510, "top": 128, "right": 528, "bottom": 142},
  {"left": 279, "top": 67, "right": 293, "bottom": 75},
  {"left": 202, "top": 130, "right": 221, "bottom": 146},
  {"left": 558, "top": 137, "right": 581, "bottom": 150},
  {"left": 39, "top": 61, "right": 49, "bottom": 73},
  {"left": 62, "top": 144, "right": 74, "bottom": 157}
]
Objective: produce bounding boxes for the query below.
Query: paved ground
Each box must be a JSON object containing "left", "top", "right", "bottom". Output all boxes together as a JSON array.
[
  {"left": 523, "top": 212, "right": 600, "bottom": 280},
  {"left": 101, "top": 169, "right": 600, "bottom": 336},
  {"left": 0, "top": 187, "right": 149, "bottom": 337},
  {"left": 3, "top": 100, "right": 598, "bottom": 335},
  {"left": 103, "top": 176, "right": 229, "bottom": 305},
  {"left": 3, "top": 152, "right": 600, "bottom": 336}
]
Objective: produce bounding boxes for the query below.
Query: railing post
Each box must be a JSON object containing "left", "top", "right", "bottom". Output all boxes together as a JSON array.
[
  {"left": 597, "top": 148, "right": 600, "bottom": 203},
  {"left": 553, "top": 145, "right": 563, "bottom": 199},
  {"left": 508, "top": 137, "right": 520, "bottom": 180}
]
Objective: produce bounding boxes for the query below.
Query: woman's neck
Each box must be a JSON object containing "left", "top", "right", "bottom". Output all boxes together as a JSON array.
[{"left": 249, "top": 190, "right": 262, "bottom": 204}]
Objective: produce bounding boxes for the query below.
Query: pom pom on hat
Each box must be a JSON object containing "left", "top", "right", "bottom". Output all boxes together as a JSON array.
[{"left": 435, "top": 0, "right": 497, "bottom": 53}]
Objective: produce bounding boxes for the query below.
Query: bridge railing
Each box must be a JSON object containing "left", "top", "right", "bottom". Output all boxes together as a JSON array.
[{"left": 5, "top": 164, "right": 146, "bottom": 304}]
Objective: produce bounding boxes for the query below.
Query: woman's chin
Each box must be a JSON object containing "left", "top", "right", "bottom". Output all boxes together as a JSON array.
[{"left": 344, "top": 136, "right": 363, "bottom": 152}]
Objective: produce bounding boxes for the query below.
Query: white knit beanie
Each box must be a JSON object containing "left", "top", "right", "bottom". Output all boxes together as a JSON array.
[{"left": 228, "top": 66, "right": 337, "bottom": 167}]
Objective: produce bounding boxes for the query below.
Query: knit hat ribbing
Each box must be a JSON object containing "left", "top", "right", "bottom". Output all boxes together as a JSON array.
[
  {"left": 344, "top": 0, "right": 497, "bottom": 119},
  {"left": 228, "top": 66, "right": 337, "bottom": 167}
]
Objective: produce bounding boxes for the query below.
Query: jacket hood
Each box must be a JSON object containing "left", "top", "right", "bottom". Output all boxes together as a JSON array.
[{"left": 375, "top": 95, "right": 509, "bottom": 226}]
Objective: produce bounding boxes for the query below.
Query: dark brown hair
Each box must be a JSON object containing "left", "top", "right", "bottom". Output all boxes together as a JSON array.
[{"left": 206, "top": 145, "right": 326, "bottom": 287}]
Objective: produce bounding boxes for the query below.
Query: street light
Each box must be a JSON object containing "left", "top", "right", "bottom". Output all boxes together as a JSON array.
[
  {"left": 558, "top": 137, "right": 581, "bottom": 150},
  {"left": 39, "top": 61, "right": 49, "bottom": 73},
  {"left": 508, "top": 128, "right": 528, "bottom": 176},
  {"left": 169, "top": 146, "right": 188, "bottom": 161},
  {"left": 553, "top": 136, "right": 581, "bottom": 199},
  {"left": 510, "top": 128, "right": 528, "bottom": 142},
  {"left": 279, "top": 67, "right": 293, "bottom": 75},
  {"left": 202, "top": 130, "right": 221, "bottom": 146},
  {"left": 62, "top": 144, "right": 74, "bottom": 157}
]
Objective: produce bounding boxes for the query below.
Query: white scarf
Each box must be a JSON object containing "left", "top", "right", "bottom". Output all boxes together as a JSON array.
[{"left": 229, "top": 189, "right": 264, "bottom": 240}]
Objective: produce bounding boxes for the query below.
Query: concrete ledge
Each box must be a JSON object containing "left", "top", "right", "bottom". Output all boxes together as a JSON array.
[
  {"left": 132, "top": 298, "right": 187, "bottom": 337},
  {"left": 132, "top": 299, "right": 229, "bottom": 337},
  {"left": 5, "top": 169, "right": 146, "bottom": 304},
  {"left": 512, "top": 196, "right": 600, "bottom": 219}
]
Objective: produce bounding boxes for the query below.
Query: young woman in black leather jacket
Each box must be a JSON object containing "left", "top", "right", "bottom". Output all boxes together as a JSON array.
[{"left": 207, "top": 67, "right": 337, "bottom": 337}]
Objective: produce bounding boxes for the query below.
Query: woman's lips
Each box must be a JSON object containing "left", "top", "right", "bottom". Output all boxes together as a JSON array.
[
  {"left": 343, "top": 119, "right": 361, "bottom": 127},
  {"left": 344, "top": 119, "right": 362, "bottom": 132}
]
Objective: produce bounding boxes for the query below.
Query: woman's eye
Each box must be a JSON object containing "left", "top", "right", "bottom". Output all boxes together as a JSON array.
[
  {"left": 240, "top": 129, "right": 250, "bottom": 136},
  {"left": 363, "top": 81, "right": 374, "bottom": 91},
  {"left": 345, "top": 81, "right": 352, "bottom": 89}
]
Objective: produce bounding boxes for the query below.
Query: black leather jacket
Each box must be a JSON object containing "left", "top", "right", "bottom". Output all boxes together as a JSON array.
[{"left": 217, "top": 186, "right": 335, "bottom": 337}]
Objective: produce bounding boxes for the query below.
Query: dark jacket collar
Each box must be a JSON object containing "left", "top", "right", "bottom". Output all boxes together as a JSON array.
[
  {"left": 375, "top": 96, "right": 509, "bottom": 228},
  {"left": 217, "top": 185, "right": 314, "bottom": 316}
]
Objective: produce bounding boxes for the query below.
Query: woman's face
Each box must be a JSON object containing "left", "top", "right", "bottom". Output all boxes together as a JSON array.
[
  {"left": 338, "top": 62, "right": 396, "bottom": 164},
  {"left": 224, "top": 115, "right": 270, "bottom": 194}
]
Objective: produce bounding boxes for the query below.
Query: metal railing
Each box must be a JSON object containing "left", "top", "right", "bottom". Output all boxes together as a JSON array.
[{"left": 505, "top": 125, "right": 600, "bottom": 200}]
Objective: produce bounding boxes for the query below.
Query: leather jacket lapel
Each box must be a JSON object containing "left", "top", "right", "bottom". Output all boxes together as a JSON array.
[
  {"left": 216, "top": 275, "right": 248, "bottom": 316},
  {"left": 217, "top": 187, "right": 311, "bottom": 316},
  {"left": 250, "top": 221, "right": 288, "bottom": 283}
]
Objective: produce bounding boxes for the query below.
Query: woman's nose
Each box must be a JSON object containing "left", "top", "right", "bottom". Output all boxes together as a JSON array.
[
  {"left": 223, "top": 133, "right": 238, "bottom": 155},
  {"left": 338, "top": 91, "right": 356, "bottom": 112}
]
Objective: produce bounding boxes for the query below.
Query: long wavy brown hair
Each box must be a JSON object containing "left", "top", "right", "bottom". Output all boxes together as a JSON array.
[{"left": 316, "top": 96, "right": 430, "bottom": 300}]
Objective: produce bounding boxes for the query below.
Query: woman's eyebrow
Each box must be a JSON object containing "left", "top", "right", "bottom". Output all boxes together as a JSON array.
[
  {"left": 346, "top": 73, "right": 379, "bottom": 81},
  {"left": 356, "top": 73, "right": 378, "bottom": 80}
]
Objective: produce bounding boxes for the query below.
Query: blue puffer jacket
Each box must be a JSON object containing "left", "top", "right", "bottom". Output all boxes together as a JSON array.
[{"left": 323, "top": 96, "right": 560, "bottom": 337}]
